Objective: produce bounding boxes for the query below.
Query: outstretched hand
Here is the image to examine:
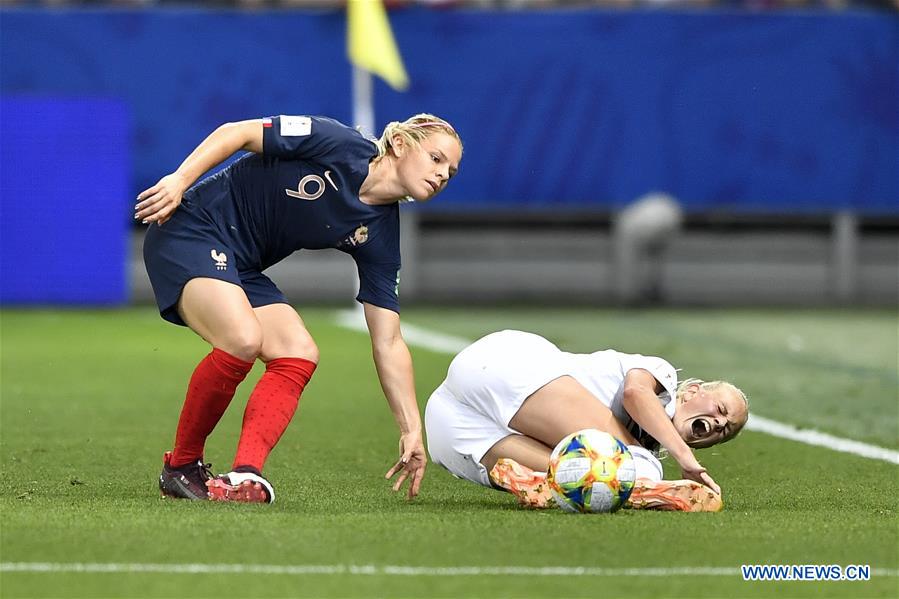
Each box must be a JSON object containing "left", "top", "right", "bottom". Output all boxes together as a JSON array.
[
  {"left": 679, "top": 457, "right": 721, "bottom": 496},
  {"left": 385, "top": 431, "right": 427, "bottom": 499},
  {"left": 135, "top": 173, "right": 187, "bottom": 226}
]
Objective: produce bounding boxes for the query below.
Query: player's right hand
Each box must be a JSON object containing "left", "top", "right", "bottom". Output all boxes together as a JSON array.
[
  {"left": 135, "top": 173, "right": 187, "bottom": 226},
  {"left": 385, "top": 430, "right": 427, "bottom": 500}
]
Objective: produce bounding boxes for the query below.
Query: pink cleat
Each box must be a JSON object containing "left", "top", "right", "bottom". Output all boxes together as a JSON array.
[{"left": 206, "top": 471, "right": 274, "bottom": 504}]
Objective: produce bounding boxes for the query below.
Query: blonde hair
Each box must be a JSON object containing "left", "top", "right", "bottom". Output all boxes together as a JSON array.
[
  {"left": 676, "top": 378, "right": 750, "bottom": 442},
  {"left": 373, "top": 113, "right": 462, "bottom": 161}
]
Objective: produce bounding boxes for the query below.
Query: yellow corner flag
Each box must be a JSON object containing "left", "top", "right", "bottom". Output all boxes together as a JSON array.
[{"left": 347, "top": 0, "right": 409, "bottom": 91}]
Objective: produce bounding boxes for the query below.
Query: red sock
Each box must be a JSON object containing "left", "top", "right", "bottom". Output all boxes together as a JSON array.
[
  {"left": 171, "top": 348, "right": 254, "bottom": 467},
  {"left": 232, "top": 357, "right": 317, "bottom": 472}
]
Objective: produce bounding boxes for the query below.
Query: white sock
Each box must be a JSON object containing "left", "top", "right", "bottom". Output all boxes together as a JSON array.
[{"left": 627, "top": 445, "right": 663, "bottom": 482}]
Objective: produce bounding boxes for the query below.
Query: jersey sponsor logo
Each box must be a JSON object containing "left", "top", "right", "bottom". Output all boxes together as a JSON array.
[
  {"left": 280, "top": 115, "right": 312, "bottom": 136},
  {"left": 323, "top": 170, "right": 339, "bottom": 191},
  {"left": 210, "top": 249, "right": 228, "bottom": 271}
]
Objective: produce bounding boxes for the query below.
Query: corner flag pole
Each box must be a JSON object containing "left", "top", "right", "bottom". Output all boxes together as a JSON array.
[{"left": 352, "top": 65, "right": 376, "bottom": 140}]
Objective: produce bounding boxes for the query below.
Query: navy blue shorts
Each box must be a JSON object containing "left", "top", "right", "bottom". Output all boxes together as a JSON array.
[{"left": 142, "top": 202, "right": 287, "bottom": 326}]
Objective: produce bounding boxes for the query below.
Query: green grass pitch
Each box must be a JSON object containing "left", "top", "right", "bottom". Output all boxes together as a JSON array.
[{"left": 1, "top": 306, "right": 897, "bottom": 598}]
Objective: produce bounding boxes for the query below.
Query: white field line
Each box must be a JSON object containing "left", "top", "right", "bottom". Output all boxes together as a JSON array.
[
  {"left": 2, "top": 562, "right": 897, "bottom": 577},
  {"left": 335, "top": 310, "right": 899, "bottom": 465},
  {"left": 335, "top": 309, "right": 471, "bottom": 354},
  {"left": 746, "top": 415, "right": 899, "bottom": 465}
]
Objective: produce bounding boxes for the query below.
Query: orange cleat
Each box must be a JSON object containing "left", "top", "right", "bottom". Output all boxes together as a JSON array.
[
  {"left": 488, "top": 458, "right": 554, "bottom": 509},
  {"left": 626, "top": 478, "right": 723, "bottom": 512}
]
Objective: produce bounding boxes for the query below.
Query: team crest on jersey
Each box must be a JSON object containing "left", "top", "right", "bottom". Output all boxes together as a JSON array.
[
  {"left": 337, "top": 225, "right": 370, "bottom": 249},
  {"left": 210, "top": 249, "right": 228, "bottom": 271}
]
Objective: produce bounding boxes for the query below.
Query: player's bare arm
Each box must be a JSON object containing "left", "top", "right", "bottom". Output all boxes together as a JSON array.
[
  {"left": 135, "top": 119, "right": 263, "bottom": 225},
  {"left": 621, "top": 369, "right": 720, "bottom": 494},
  {"left": 363, "top": 302, "right": 427, "bottom": 499}
]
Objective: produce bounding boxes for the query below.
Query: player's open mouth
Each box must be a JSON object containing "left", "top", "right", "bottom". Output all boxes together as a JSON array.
[{"left": 692, "top": 418, "right": 711, "bottom": 438}]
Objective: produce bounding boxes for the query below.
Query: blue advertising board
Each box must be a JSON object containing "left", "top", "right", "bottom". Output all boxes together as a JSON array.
[
  {"left": 1, "top": 8, "right": 896, "bottom": 215},
  {"left": 0, "top": 97, "right": 130, "bottom": 304}
]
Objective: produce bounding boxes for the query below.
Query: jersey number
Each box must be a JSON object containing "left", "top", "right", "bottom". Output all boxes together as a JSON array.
[{"left": 286, "top": 170, "right": 338, "bottom": 201}]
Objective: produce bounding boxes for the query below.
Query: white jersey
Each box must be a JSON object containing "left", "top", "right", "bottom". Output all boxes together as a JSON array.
[
  {"left": 560, "top": 348, "right": 678, "bottom": 449},
  {"left": 425, "top": 330, "right": 677, "bottom": 487}
]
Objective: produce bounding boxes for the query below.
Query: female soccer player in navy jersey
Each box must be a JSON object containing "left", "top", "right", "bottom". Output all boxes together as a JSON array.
[{"left": 135, "top": 114, "right": 462, "bottom": 503}]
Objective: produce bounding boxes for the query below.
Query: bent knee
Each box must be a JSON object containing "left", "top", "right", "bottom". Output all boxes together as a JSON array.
[
  {"left": 262, "top": 336, "right": 319, "bottom": 363},
  {"left": 219, "top": 328, "right": 264, "bottom": 362},
  {"left": 295, "top": 338, "right": 320, "bottom": 363}
]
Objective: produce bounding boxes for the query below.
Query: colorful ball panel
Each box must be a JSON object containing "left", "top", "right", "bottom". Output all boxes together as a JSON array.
[{"left": 548, "top": 429, "right": 636, "bottom": 514}]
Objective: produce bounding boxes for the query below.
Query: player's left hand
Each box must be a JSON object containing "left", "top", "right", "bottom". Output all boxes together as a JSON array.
[{"left": 385, "top": 430, "right": 427, "bottom": 499}]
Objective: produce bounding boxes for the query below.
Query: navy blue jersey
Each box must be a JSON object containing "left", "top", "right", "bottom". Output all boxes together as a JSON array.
[{"left": 184, "top": 115, "right": 400, "bottom": 311}]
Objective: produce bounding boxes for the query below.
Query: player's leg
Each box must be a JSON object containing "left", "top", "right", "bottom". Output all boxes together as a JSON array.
[
  {"left": 160, "top": 277, "right": 261, "bottom": 499},
  {"left": 489, "top": 377, "right": 711, "bottom": 511},
  {"left": 481, "top": 434, "right": 552, "bottom": 473},
  {"left": 211, "top": 303, "right": 318, "bottom": 503},
  {"left": 431, "top": 333, "right": 621, "bottom": 507},
  {"left": 209, "top": 289, "right": 319, "bottom": 504},
  {"left": 488, "top": 439, "right": 665, "bottom": 487},
  {"left": 199, "top": 270, "right": 316, "bottom": 504},
  {"left": 487, "top": 440, "right": 667, "bottom": 483},
  {"left": 177, "top": 277, "right": 264, "bottom": 362},
  {"left": 507, "top": 375, "right": 638, "bottom": 450},
  {"left": 481, "top": 435, "right": 556, "bottom": 508},
  {"left": 485, "top": 435, "right": 721, "bottom": 512},
  {"left": 483, "top": 433, "right": 721, "bottom": 511}
]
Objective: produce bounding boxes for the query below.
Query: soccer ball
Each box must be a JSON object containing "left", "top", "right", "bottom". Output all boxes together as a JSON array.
[{"left": 548, "top": 429, "right": 636, "bottom": 513}]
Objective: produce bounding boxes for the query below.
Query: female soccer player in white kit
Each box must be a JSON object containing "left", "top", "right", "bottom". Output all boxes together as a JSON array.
[{"left": 424, "top": 330, "right": 749, "bottom": 511}]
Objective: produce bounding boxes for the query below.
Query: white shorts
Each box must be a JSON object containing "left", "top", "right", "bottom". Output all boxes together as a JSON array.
[
  {"left": 424, "top": 330, "right": 574, "bottom": 487},
  {"left": 424, "top": 330, "right": 665, "bottom": 487}
]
